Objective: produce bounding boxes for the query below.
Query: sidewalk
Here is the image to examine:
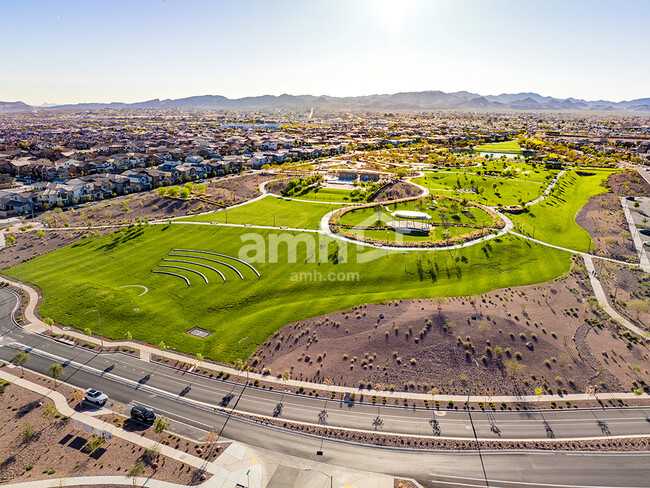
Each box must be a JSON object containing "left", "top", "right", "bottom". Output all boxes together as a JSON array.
[
  {"left": 2, "top": 276, "right": 645, "bottom": 405},
  {"left": 583, "top": 254, "right": 648, "bottom": 338},
  {"left": 0, "top": 369, "right": 394, "bottom": 488}
]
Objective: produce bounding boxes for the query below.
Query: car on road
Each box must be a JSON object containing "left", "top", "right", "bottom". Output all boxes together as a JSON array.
[
  {"left": 640, "top": 229, "right": 650, "bottom": 236},
  {"left": 130, "top": 405, "right": 156, "bottom": 425},
  {"left": 84, "top": 388, "right": 108, "bottom": 406},
  {"left": 644, "top": 241, "right": 650, "bottom": 248},
  {"left": 626, "top": 196, "right": 636, "bottom": 201}
]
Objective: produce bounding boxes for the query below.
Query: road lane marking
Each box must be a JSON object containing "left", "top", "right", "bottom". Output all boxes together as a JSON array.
[{"left": 429, "top": 473, "right": 648, "bottom": 488}]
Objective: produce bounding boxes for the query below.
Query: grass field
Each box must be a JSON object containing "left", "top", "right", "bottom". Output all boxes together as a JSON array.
[
  {"left": 4, "top": 224, "right": 573, "bottom": 363},
  {"left": 279, "top": 186, "right": 358, "bottom": 203},
  {"left": 509, "top": 169, "right": 616, "bottom": 251},
  {"left": 473, "top": 140, "right": 523, "bottom": 154},
  {"left": 180, "top": 195, "right": 332, "bottom": 229},
  {"left": 412, "top": 172, "right": 546, "bottom": 207}
]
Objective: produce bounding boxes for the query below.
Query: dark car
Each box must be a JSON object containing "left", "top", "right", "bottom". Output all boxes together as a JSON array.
[
  {"left": 626, "top": 196, "right": 635, "bottom": 201},
  {"left": 640, "top": 229, "right": 650, "bottom": 236},
  {"left": 130, "top": 405, "right": 156, "bottom": 425}
]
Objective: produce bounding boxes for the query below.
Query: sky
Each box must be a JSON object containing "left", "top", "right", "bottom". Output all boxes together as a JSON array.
[{"left": 1, "top": 0, "right": 649, "bottom": 105}]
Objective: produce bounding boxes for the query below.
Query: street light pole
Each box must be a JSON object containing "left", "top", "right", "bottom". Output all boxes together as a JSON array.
[
  {"left": 303, "top": 468, "right": 332, "bottom": 488},
  {"left": 85, "top": 309, "right": 103, "bottom": 350},
  {"left": 467, "top": 356, "right": 489, "bottom": 488},
  {"left": 238, "top": 336, "right": 249, "bottom": 385}
]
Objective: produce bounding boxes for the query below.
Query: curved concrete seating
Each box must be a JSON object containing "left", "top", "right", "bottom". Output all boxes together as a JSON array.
[
  {"left": 173, "top": 249, "right": 261, "bottom": 278},
  {"left": 163, "top": 259, "right": 226, "bottom": 282},
  {"left": 153, "top": 270, "right": 190, "bottom": 286},
  {"left": 169, "top": 253, "right": 245, "bottom": 280},
  {"left": 158, "top": 265, "right": 208, "bottom": 284}
]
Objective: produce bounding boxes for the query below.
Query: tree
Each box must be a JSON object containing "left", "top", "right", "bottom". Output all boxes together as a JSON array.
[
  {"left": 179, "top": 188, "right": 191, "bottom": 199},
  {"left": 628, "top": 299, "right": 649, "bottom": 320},
  {"left": 83, "top": 327, "right": 92, "bottom": 338},
  {"left": 43, "top": 316, "right": 54, "bottom": 331},
  {"left": 203, "top": 429, "right": 220, "bottom": 456},
  {"left": 477, "top": 321, "right": 491, "bottom": 339},
  {"left": 124, "top": 331, "right": 133, "bottom": 341},
  {"left": 6, "top": 234, "right": 15, "bottom": 246},
  {"left": 82, "top": 435, "right": 104, "bottom": 455},
  {"left": 432, "top": 297, "right": 448, "bottom": 316},
  {"left": 153, "top": 416, "right": 170, "bottom": 437},
  {"left": 195, "top": 353, "right": 204, "bottom": 368},
  {"left": 157, "top": 186, "right": 167, "bottom": 196},
  {"left": 158, "top": 341, "right": 167, "bottom": 358},
  {"left": 126, "top": 461, "right": 146, "bottom": 486},
  {"left": 48, "top": 363, "right": 64, "bottom": 387},
  {"left": 73, "top": 388, "right": 85, "bottom": 405},
  {"left": 504, "top": 359, "right": 526, "bottom": 379},
  {"left": 11, "top": 350, "right": 29, "bottom": 375}
]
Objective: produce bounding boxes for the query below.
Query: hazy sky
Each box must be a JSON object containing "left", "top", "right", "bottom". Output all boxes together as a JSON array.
[{"left": 1, "top": 0, "right": 648, "bottom": 105}]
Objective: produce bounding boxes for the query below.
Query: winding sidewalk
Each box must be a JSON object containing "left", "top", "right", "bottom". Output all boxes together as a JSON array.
[
  {"left": 583, "top": 254, "right": 647, "bottom": 338},
  {"left": 3, "top": 276, "right": 643, "bottom": 405},
  {"left": 0, "top": 368, "right": 263, "bottom": 488}
]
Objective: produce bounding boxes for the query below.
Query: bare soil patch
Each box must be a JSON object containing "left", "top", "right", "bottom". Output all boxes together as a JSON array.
[
  {"left": 576, "top": 170, "right": 650, "bottom": 262},
  {"left": 256, "top": 259, "right": 649, "bottom": 397},
  {"left": 0, "top": 368, "right": 211, "bottom": 485},
  {"left": 371, "top": 181, "right": 423, "bottom": 202},
  {"left": 0, "top": 174, "right": 272, "bottom": 269}
]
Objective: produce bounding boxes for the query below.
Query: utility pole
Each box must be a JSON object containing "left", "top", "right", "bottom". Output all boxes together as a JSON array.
[{"left": 238, "top": 336, "right": 249, "bottom": 385}]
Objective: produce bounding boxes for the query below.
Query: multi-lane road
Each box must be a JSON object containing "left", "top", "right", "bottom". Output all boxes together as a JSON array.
[{"left": 0, "top": 290, "right": 649, "bottom": 487}]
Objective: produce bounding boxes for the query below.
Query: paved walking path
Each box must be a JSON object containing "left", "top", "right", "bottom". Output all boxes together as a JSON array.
[
  {"left": 583, "top": 254, "right": 648, "bottom": 338},
  {"left": 619, "top": 196, "right": 650, "bottom": 272},
  {"left": 0, "top": 369, "right": 394, "bottom": 488},
  {"left": 524, "top": 169, "right": 567, "bottom": 207},
  {"left": 3, "top": 275, "right": 643, "bottom": 405}
]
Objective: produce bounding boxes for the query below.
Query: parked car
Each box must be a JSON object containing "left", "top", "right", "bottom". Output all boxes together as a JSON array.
[
  {"left": 130, "top": 405, "right": 156, "bottom": 425},
  {"left": 639, "top": 229, "right": 650, "bottom": 236},
  {"left": 626, "top": 196, "right": 636, "bottom": 201},
  {"left": 84, "top": 388, "right": 108, "bottom": 406},
  {"left": 644, "top": 241, "right": 650, "bottom": 247}
]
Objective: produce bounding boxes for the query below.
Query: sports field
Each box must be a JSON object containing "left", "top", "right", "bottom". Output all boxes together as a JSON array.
[
  {"left": 473, "top": 140, "right": 523, "bottom": 154},
  {"left": 181, "top": 195, "right": 333, "bottom": 229}
]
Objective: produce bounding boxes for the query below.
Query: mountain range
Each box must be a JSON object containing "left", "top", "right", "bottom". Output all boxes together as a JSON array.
[{"left": 2, "top": 91, "right": 650, "bottom": 113}]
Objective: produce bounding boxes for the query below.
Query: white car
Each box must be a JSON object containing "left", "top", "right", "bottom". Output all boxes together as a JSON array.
[{"left": 84, "top": 388, "right": 108, "bottom": 406}]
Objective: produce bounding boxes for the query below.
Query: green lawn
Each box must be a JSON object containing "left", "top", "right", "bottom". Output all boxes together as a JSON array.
[
  {"left": 338, "top": 197, "right": 494, "bottom": 228},
  {"left": 412, "top": 172, "right": 546, "bottom": 207},
  {"left": 279, "top": 186, "right": 359, "bottom": 203},
  {"left": 4, "top": 224, "right": 572, "bottom": 364},
  {"left": 474, "top": 140, "right": 523, "bottom": 154},
  {"left": 509, "top": 169, "right": 617, "bottom": 251},
  {"left": 179, "top": 195, "right": 332, "bottom": 229}
]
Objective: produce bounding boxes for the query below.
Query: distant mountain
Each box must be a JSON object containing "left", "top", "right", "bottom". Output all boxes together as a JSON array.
[
  {"left": 2, "top": 90, "right": 650, "bottom": 113},
  {"left": 0, "top": 101, "right": 33, "bottom": 112}
]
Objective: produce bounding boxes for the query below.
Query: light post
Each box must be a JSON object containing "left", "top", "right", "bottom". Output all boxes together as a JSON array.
[
  {"left": 303, "top": 468, "right": 332, "bottom": 488},
  {"left": 85, "top": 309, "right": 103, "bottom": 350},
  {"left": 238, "top": 336, "right": 249, "bottom": 385},
  {"left": 467, "top": 356, "right": 489, "bottom": 488}
]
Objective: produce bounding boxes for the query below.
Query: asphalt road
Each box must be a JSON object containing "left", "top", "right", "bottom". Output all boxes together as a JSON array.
[{"left": 1, "top": 290, "right": 649, "bottom": 487}]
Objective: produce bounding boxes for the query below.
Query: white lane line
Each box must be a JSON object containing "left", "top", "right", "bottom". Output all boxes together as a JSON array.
[
  {"left": 134, "top": 401, "right": 214, "bottom": 431},
  {"left": 429, "top": 473, "right": 648, "bottom": 488}
]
